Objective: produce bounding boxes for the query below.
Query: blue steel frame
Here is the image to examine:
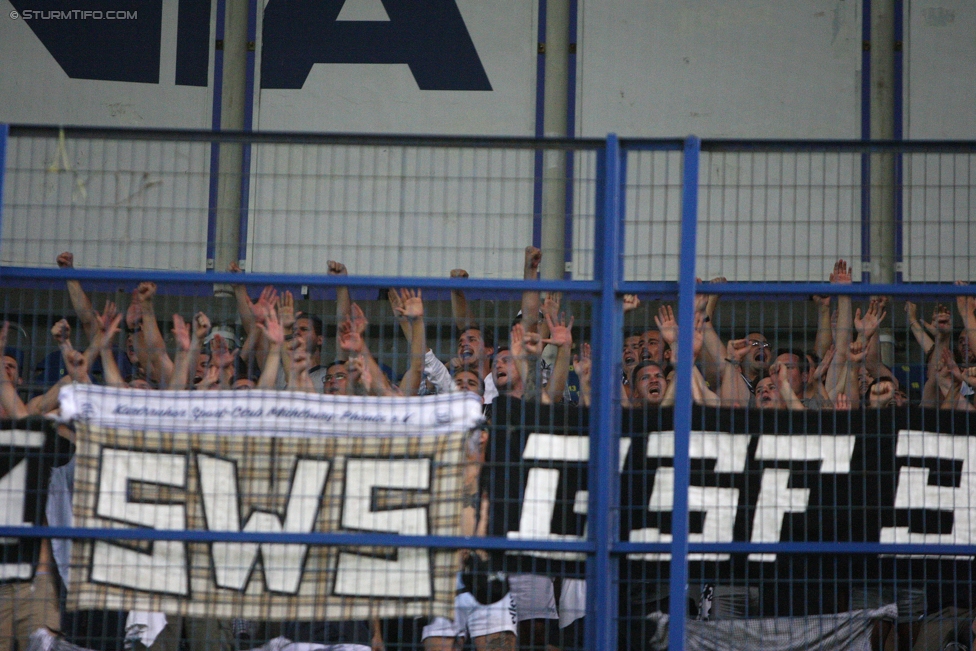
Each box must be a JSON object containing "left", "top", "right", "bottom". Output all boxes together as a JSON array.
[{"left": 2, "top": 127, "right": 976, "bottom": 651}]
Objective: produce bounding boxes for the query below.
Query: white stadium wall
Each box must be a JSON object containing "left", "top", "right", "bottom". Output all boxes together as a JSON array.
[
  {"left": 245, "top": 0, "right": 539, "bottom": 277},
  {"left": 0, "top": 0, "right": 215, "bottom": 270},
  {"left": 0, "top": 0, "right": 970, "bottom": 280},
  {"left": 902, "top": 0, "right": 976, "bottom": 281},
  {"left": 575, "top": 0, "right": 865, "bottom": 281}
]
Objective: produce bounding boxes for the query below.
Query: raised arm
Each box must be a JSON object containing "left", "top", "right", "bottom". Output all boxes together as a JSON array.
[
  {"left": 718, "top": 339, "right": 754, "bottom": 407},
  {"left": 772, "top": 360, "right": 806, "bottom": 411},
  {"left": 338, "top": 303, "right": 392, "bottom": 396},
  {"left": 255, "top": 306, "right": 283, "bottom": 389},
  {"left": 229, "top": 262, "right": 257, "bottom": 334},
  {"left": 132, "top": 282, "right": 175, "bottom": 385},
  {"left": 168, "top": 313, "right": 197, "bottom": 390},
  {"left": 854, "top": 298, "right": 892, "bottom": 384},
  {"left": 697, "top": 278, "right": 731, "bottom": 389},
  {"left": 57, "top": 251, "right": 97, "bottom": 342},
  {"left": 939, "top": 348, "right": 975, "bottom": 411},
  {"left": 0, "top": 322, "right": 28, "bottom": 417},
  {"left": 812, "top": 295, "right": 833, "bottom": 360},
  {"left": 541, "top": 311, "right": 574, "bottom": 403},
  {"left": 520, "top": 246, "right": 542, "bottom": 334},
  {"left": 329, "top": 261, "right": 351, "bottom": 360},
  {"left": 449, "top": 268, "right": 477, "bottom": 331},
  {"left": 393, "top": 289, "right": 426, "bottom": 396},
  {"left": 921, "top": 304, "right": 954, "bottom": 407},
  {"left": 905, "top": 300, "right": 934, "bottom": 359},
  {"left": 278, "top": 289, "right": 299, "bottom": 377},
  {"left": 957, "top": 281, "right": 976, "bottom": 363},
  {"left": 824, "top": 260, "right": 853, "bottom": 401},
  {"left": 243, "top": 285, "right": 277, "bottom": 369},
  {"left": 94, "top": 302, "right": 125, "bottom": 387}
]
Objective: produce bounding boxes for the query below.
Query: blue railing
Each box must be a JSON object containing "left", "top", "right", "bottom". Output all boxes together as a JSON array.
[{"left": 1, "top": 125, "right": 976, "bottom": 650}]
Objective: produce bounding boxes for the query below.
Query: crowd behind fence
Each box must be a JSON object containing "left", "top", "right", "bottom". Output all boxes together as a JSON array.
[{"left": 0, "top": 127, "right": 974, "bottom": 651}]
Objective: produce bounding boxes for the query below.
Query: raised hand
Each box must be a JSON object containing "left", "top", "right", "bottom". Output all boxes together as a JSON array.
[
  {"left": 524, "top": 246, "right": 541, "bottom": 277},
  {"left": 289, "top": 339, "right": 311, "bottom": 373},
  {"left": 279, "top": 290, "right": 300, "bottom": 331},
  {"left": 399, "top": 289, "right": 423, "bottom": 320},
  {"left": 542, "top": 312, "right": 574, "bottom": 348},
  {"left": 338, "top": 316, "right": 363, "bottom": 354},
  {"left": 521, "top": 329, "right": 544, "bottom": 357},
  {"left": 623, "top": 294, "right": 641, "bottom": 313},
  {"left": 941, "top": 347, "right": 964, "bottom": 383},
  {"left": 654, "top": 305, "right": 677, "bottom": 347},
  {"left": 854, "top": 299, "right": 887, "bottom": 339},
  {"left": 812, "top": 295, "right": 831, "bottom": 309},
  {"left": 327, "top": 260, "right": 348, "bottom": 276},
  {"left": 134, "top": 281, "right": 157, "bottom": 303},
  {"left": 210, "top": 333, "right": 238, "bottom": 369},
  {"left": 573, "top": 342, "right": 592, "bottom": 385},
  {"left": 388, "top": 288, "right": 406, "bottom": 320},
  {"left": 193, "top": 312, "right": 211, "bottom": 342},
  {"left": 350, "top": 303, "right": 368, "bottom": 335},
  {"left": 51, "top": 319, "right": 71, "bottom": 345},
  {"left": 849, "top": 340, "right": 867, "bottom": 365},
  {"left": 542, "top": 292, "right": 562, "bottom": 320},
  {"left": 905, "top": 300, "right": 919, "bottom": 325},
  {"left": 255, "top": 305, "right": 284, "bottom": 346},
  {"left": 450, "top": 268, "right": 469, "bottom": 279},
  {"left": 694, "top": 278, "right": 709, "bottom": 313},
  {"left": 56, "top": 251, "right": 74, "bottom": 268},
  {"left": 251, "top": 286, "right": 278, "bottom": 325},
  {"left": 101, "top": 302, "right": 122, "bottom": 344},
  {"left": 172, "top": 314, "right": 191, "bottom": 351},
  {"left": 834, "top": 393, "right": 851, "bottom": 411},
  {"left": 829, "top": 259, "right": 852, "bottom": 285},
  {"left": 510, "top": 322, "right": 526, "bottom": 359},
  {"left": 956, "top": 281, "right": 976, "bottom": 319},
  {"left": 64, "top": 348, "right": 90, "bottom": 383},
  {"left": 125, "top": 300, "right": 143, "bottom": 330},
  {"left": 692, "top": 312, "right": 706, "bottom": 359},
  {"left": 727, "top": 338, "right": 752, "bottom": 364}
]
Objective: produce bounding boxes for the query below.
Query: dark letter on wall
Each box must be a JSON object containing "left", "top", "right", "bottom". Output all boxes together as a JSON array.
[{"left": 261, "top": 0, "right": 492, "bottom": 91}]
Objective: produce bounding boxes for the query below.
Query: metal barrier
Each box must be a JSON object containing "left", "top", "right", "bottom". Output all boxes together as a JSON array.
[{"left": 0, "top": 126, "right": 974, "bottom": 651}]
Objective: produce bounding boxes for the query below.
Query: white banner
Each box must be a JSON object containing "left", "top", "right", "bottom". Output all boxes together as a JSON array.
[
  {"left": 59, "top": 385, "right": 484, "bottom": 437},
  {"left": 63, "top": 389, "right": 479, "bottom": 620}
]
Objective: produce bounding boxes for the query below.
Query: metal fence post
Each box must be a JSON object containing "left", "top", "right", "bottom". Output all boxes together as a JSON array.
[
  {"left": 587, "top": 134, "right": 623, "bottom": 651},
  {"left": 668, "top": 135, "right": 701, "bottom": 651},
  {"left": 0, "top": 123, "right": 8, "bottom": 263}
]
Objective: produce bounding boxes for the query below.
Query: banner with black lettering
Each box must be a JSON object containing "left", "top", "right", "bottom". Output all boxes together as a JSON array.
[
  {"left": 486, "top": 399, "right": 975, "bottom": 611},
  {"left": 61, "top": 387, "right": 483, "bottom": 621},
  {"left": 0, "top": 417, "right": 74, "bottom": 582}
]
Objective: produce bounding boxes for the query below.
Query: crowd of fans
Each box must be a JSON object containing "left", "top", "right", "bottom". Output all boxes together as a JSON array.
[
  {"left": 1, "top": 250, "right": 975, "bottom": 651},
  {"left": 2, "top": 252, "right": 973, "bottom": 421}
]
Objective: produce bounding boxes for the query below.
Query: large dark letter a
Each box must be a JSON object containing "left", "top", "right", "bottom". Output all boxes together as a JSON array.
[{"left": 260, "top": 0, "right": 492, "bottom": 91}]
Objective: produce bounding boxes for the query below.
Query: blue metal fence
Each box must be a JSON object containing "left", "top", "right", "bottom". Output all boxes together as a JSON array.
[{"left": 1, "top": 126, "right": 976, "bottom": 650}]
